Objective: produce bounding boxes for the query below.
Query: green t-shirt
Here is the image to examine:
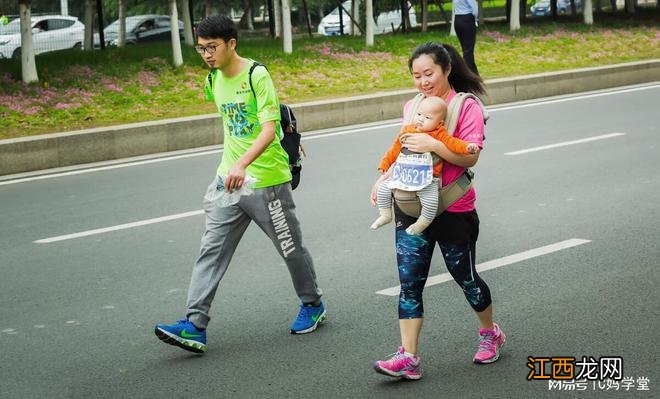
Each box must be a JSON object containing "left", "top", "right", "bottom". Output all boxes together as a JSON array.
[{"left": 205, "top": 60, "right": 291, "bottom": 188}]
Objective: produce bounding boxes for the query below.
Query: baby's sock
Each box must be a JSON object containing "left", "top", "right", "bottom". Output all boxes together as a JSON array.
[
  {"left": 405, "top": 216, "right": 433, "bottom": 235},
  {"left": 370, "top": 208, "right": 392, "bottom": 230}
]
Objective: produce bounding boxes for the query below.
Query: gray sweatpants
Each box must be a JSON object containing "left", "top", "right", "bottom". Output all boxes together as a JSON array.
[{"left": 186, "top": 181, "right": 322, "bottom": 329}]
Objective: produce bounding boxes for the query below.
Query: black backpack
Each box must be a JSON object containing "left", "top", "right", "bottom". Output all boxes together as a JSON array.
[{"left": 206, "top": 62, "right": 303, "bottom": 190}]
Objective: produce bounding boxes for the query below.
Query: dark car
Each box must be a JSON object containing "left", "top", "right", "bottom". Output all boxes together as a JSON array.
[{"left": 95, "top": 14, "right": 183, "bottom": 47}]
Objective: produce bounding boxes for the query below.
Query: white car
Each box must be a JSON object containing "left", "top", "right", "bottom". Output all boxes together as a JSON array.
[
  {"left": 318, "top": 1, "right": 417, "bottom": 36},
  {"left": 0, "top": 15, "right": 84, "bottom": 59}
]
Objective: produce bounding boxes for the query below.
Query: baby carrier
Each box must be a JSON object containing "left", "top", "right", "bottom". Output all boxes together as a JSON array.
[{"left": 392, "top": 92, "right": 488, "bottom": 217}]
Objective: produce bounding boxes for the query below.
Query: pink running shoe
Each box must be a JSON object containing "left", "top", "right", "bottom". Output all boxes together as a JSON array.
[
  {"left": 374, "top": 346, "right": 423, "bottom": 380},
  {"left": 473, "top": 322, "right": 506, "bottom": 364}
]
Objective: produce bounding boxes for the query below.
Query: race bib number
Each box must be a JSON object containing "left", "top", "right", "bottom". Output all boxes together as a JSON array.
[{"left": 388, "top": 152, "right": 434, "bottom": 191}]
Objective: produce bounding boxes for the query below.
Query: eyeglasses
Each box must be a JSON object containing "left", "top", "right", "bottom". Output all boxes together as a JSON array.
[{"left": 195, "top": 43, "right": 222, "bottom": 55}]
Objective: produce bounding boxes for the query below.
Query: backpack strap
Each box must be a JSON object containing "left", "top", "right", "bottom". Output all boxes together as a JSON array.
[
  {"left": 248, "top": 61, "right": 267, "bottom": 99},
  {"left": 204, "top": 69, "right": 218, "bottom": 101}
]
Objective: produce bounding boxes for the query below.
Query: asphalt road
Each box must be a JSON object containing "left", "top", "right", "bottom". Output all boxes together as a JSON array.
[{"left": 0, "top": 84, "right": 658, "bottom": 398}]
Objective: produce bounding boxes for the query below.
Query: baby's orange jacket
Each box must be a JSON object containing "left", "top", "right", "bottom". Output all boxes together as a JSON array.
[{"left": 378, "top": 124, "right": 473, "bottom": 176}]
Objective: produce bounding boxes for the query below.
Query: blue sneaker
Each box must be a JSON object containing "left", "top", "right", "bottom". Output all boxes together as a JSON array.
[
  {"left": 290, "top": 302, "right": 326, "bottom": 334},
  {"left": 155, "top": 319, "right": 207, "bottom": 353}
]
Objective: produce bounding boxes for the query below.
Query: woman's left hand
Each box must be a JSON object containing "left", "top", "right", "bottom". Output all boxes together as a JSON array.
[{"left": 401, "top": 133, "right": 440, "bottom": 154}]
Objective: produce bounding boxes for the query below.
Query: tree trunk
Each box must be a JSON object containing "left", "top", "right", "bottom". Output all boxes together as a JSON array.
[
  {"left": 400, "top": 0, "right": 410, "bottom": 32},
  {"left": 247, "top": 4, "right": 254, "bottom": 31},
  {"left": 60, "top": 0, "right": 69, "bottom": 15},
  {"left": 625, "top": 0, "right": 635, "bottom": 12},
  {"left": 118, "top": 0, "right": 126, "bottom": 47},
  {"left": 83, "top": 0, "right": 94, "bottom": 51},
  {"left": 301, "top": 0, "right": 313, "bottom": 37},
  {"left": 205, "top": 0, "right": 216, "bottom": 17},
  {"left": 551, "top": 0, "right": 558, "bottom": 19},
  {"left": 584, "top": 0, "right": 594, "bottom": 23},
  {"left": 609, "top": 0, "right": 616, "bottom": 12},
  {"left": 240, "top": 0, "right": 254, "bottom": 30},
  {"left": 282, "top": 0, "right": 292, "bottom": 53},
  {"left": 570, "top": 0, "right": 577, "bottom": 14},
  {"left": 510, "top": 0, "right": 521, "bottom": 30},
  {"left": 450, "top": 6, "right": 456, "bottom": 36},
  {"left": 351, "top": 0, "right": 360, "bottom": 35},
  {"left": 19, "top": 1, "right": 38, "bottom": 83},
  {"left": 181, "top": 0, "right": 194, "bottom": 45},
  {"left": 421, "top": 0, "right": 428, "bottom": 32},
  {"left": 274, "top": 0, "right": 282, "bottom": 38},
  {"left": 478, "top": 0, "right": 485, "bottom": 25},
  {"left": 170, "top": 0, "right": 183, "bottom": 66},
  {"left": 366, "top": 0, "right": 374, "bottom": 46}
]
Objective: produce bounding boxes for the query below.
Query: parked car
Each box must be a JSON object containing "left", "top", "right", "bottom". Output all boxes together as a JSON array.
[
  {"left": 530, "top": 0, "right": 582, "bottom": 16},
  {"left": 0, "top": 15, "right": 84, "bottom": 59},
  {"left": 317, "top": 1, "right": 417, "bottom": 36},
  {"left": 95, "top": 15, "right": 183, "bottom": 47}
]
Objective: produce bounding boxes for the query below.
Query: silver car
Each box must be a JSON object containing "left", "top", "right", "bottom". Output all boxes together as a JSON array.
[{"left": 0, "top": 15, "right": 84, "bottom": 59}]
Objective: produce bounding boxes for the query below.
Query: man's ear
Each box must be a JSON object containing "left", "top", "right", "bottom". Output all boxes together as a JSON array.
[{"left": 228, "top": 38, "right": 237, "bottom": 51}]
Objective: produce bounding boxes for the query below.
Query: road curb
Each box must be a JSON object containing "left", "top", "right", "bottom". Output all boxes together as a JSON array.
[{"left": 1, "top": 59, "right": 658, "bottom": 176}]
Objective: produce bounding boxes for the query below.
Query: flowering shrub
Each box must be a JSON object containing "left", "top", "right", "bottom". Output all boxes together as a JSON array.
[{"left": 0, "top": 21, "right": 657, "bottom": 139}]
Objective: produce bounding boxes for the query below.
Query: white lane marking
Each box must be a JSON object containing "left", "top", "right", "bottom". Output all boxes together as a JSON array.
[
  {"left": 1, "top": 84, "right": 657, "bottom": 187},
  {"left": 0, "top": 149, "right": 223, "bottom": 187},
  {"left": 505, "top": 133, "right": 626, "bottom": 155},
  {"left": 34, "top": 210, "right": 204, "bottom": 244},
  {"left": 376, "top": 238, "right": 591, "bottom": 296},
  {"left": 488, "top": 83, "right": 659, "bottom": 112}
]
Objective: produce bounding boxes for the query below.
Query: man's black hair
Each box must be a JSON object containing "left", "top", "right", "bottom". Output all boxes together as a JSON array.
[{"left": 196, "top": 15, "right": 238, "bottom": 42}]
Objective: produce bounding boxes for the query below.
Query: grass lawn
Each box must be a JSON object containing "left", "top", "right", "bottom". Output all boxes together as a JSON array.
[{"left": 0, "top": 10, "right": 658, "bottom": 140}]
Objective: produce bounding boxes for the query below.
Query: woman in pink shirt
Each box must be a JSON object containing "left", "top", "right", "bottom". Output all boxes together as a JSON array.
[{"left": 371, "top": 42, "right": 506, "bottom": 380}]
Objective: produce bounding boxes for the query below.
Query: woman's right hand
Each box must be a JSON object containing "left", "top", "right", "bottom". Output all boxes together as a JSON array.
[
  {"left": 370, "top": 180, "right": 379, "bottom": 206},
  {"left": 370, "top": 171, "right": 390, "bottom": 206}
]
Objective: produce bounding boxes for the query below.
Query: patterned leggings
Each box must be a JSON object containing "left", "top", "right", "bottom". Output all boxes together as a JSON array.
[{"left": 395, "top": 208, "right": 492, "bottom": 318}]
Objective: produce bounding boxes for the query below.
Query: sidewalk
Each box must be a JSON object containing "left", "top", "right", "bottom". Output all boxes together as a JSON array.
[{"left": 1, "top": 59, "right": 659, "bottom": 177}]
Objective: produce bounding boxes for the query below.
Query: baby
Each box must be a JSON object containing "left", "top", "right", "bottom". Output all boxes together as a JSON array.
[{"left": 371, "top": 96, "right": 479, "bottom": 235}]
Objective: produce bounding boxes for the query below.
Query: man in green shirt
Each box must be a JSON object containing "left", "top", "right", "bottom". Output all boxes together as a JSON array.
[{"left": 155, "top": 15, "right": 325, "bottom": 354}]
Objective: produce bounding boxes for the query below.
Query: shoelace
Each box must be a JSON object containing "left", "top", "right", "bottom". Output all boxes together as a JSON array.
[
  {"left": 295, "top": 306, "right": 314, "bottom": 322},
  {"left": 478, "top": 332, "right": 495, "bottom": 352},
  {"left": 386, "top": 351, "right": 405, "bottom": 360}
]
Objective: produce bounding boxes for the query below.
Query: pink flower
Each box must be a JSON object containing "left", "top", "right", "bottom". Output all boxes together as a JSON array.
[
  {"left": 54, "top": 102, "right": 82, "bottom": 110},
  {"left": 482, "top": 31, "right": 510, "bottom": 43},
  {"left": 23, "top": 106, "right": 42, "bottom": 115},
  {"left": 104, "top": 83, "right": 123, "bottom": 92},
  {"left": 137, "top": 71, "right": 159, "bottom": 87}
]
